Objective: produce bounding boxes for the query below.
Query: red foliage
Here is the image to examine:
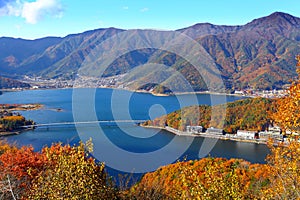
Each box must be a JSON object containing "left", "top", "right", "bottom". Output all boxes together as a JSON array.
[{"left": 0, "top": 145, "right": 48, "bottom": 188}]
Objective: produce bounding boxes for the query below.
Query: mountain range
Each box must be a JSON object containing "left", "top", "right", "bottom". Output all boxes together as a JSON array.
[{"left": 1, "top": 12, "right": 300, "bottom": 92}]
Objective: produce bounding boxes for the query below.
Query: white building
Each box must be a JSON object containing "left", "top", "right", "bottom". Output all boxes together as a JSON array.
[
  {"left": 259, "top": 125, "right": 283, "bottom": 140},
  {"left": 236, "top": 130, "right": 258, "bottom": 139},
  {"left": 268, "top": 125, "right": 281, "bottom": 133},
  {"left": 259, "top": 131, "right": 282, "bottom": 140},
  {"left": 206, "top": 127, "right": 223, "bottom": 135},
  {"left": 234, "top": 90, "right": 244, "bottom": 95},
  {"left": 186, "top": 126, "right": 203, "bottom": 134}
]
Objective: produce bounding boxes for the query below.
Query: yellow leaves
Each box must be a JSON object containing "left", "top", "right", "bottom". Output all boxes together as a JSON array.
[
  {"left": 127, "top": 144, "right": 298, "bottom": 200},
  {"left": 127, "top": 157, "right": 267, "bottom": 199},
  {"left": 2, "top": 138, "right": 298, "bottom": 199},
  {"left": 1, "top": 115, "right": 25, "bottom": 122},
  {"left": 272, "top": 56, "right": 300, "bottom": 134},
  {"left": 137, "top": 146, "right": 294, "bottom": 200},
  {"left": 296, "top": 57, "right": 300, "bottom": 81},
  {"left": 0, "top": 141, "right": 118, "bottom": 200},
  {"left": 262, "top": 139, "right": 300, "bottom": 199},
  {"left": 0, "top": 140, "right": 16, "bottom": 155}
]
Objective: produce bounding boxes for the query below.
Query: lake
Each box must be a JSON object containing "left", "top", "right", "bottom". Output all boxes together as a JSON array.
[{"left": 0, "top": 88, "right": 270, "bottom": 177}]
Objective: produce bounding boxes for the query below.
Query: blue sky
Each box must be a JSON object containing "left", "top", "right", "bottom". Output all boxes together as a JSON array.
[{"left": 0, "top": 0, "right": 299, "bottom": 39}]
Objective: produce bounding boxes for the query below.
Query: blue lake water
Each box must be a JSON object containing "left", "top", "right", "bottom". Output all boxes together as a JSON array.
[{"left": 0, "top": 88, "right": 270, "bottom": 177}]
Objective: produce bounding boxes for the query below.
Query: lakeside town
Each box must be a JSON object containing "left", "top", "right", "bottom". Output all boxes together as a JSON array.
[
  {"left": 4, "top": 75, "right": 289, "bottom": 99},
  {"left": 142, "top": 119, "right": 289, "bottom": 145},
  {"left": 163, "top": 125, "right": 285, "bottom": 144}
]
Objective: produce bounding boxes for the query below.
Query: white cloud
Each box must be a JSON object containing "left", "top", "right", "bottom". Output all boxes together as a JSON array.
[
  {"left": 122, "top": 6, "right": 129, "bottom": 10},
  {"left": 0, "top": 0, "right": 63, "bottom": 24},
  {"left": 22, "top": 0, "right": 62, "bottom": 24},
  {"left": 0, "top": 0, "right": 22, "bottom": 16},
  {"left": 140, "top": 7, "right": 149, "bottom": 12}
]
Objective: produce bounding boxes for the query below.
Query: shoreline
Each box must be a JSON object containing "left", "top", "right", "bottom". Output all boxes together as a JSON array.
[
  {"left": 0, "top": 127, "right": 35, "bottom": 137},
  {"left": 0, "top": 131, "right": 20, "bottom": 137},
  {"left": 99, "top": 86, "right": 253, "bottom": 98},
  {"left": 1, "top": 86, "right": 251, "bottom": 98},
  {"left": 141, "top": 125, "right": 267, "bottom": 145},
  {"left": 0, "top": 103, "right": 40, "bottom": 137},
  {"left": 0, "top": 103, "right": 43, "bottom": 111}
]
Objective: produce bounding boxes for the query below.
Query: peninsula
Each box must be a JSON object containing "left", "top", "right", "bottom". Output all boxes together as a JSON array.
[
  {"left": 0, "top": 104, "right": 39, "bottom": 136},
  {"left": 142, "top": 97, "right": 284, "bottom": 144}
]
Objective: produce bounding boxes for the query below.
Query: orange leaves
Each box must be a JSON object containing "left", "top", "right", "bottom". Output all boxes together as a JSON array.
[
  {"left": 0, "top": 141, "right": 118, "bottom": 199},
  {"left": 296, "top": 55, "right": 300, "bottom": 75},
  {"left": 130, "top": 157, "right": 270, "bottom": 199},
  {"left": 272, "top": 80, "right": 300, "bottom": 133},
  {"left": 272, "top": 55, "right": 300, "bottom": 134},
  {"left": 0, "top": 143, "right": 48, "bottom": 198},
  {"left": 1, "top": 116, "right": 25, "bottom": 122},
  {"left": 260, "top": 140, "right": 300, "bottom": 199},
  {"left": 131, "top": 139, "right": 300, "bottom": 199},
  {"left": 0, "top": 140, "right": 16, "bottom": 155},
  {"left": 0, "top": 139, "right": 299, "bottom": 199},
  {"left": 0, "top": 113, "right": 32, "bottom": 132},
  {"left": 0, "top": 146, "right": 47, "bottom": 180}
]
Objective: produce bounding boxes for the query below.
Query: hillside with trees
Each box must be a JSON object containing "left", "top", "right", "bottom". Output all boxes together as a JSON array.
[
  {"left": 0, "top": 107, "right": 35, "bottom": 133},
  {"left": 125, "top": 139, "right": 300, "bottom": 199},
  {"left": 1, "top": 12, "right": 300, "bottom": 92},
  {"left": 0, "top": 76, "right": 30, "bottom": 89},
  {"left": 271, "top": 55, "right": 300, "bottom": 134},
  {"left": 144, "top": 97, "right": 274, "bottom": 134},
  {"left": 0, "top": 138, "right": 299, "bottom": 199}
]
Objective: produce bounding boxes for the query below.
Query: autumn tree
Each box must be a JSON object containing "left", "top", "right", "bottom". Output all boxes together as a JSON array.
[
  {"left": 272, "top": 55, "right": 300, "bottom": 134},
  {"left": 0, "top": 140, "right": 16, "bottom": 156},
  {"left": 0, "top": 140, "right": 20, "bottom": 199},
  {"left": 0, "top": 140, "right": 118, "bottom": 199},
  {"left": 264, "top": 55, "right": 300, "bottom": 198},
  {"left": 0, "top": 144, "right": 48, "bottom": 199},
  {"left": 260, "top": 140, "right": 300, "bottom": 199},
  {"left": 126, "top": 158, "right": 271, "bottom": 199},
  {"left": 28, "top": 142, "right": 118, "bottom": 199}
]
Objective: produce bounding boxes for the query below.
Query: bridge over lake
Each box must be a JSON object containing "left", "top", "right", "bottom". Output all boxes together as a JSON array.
[{"left": 21, "top": 120, "right": 147, "bottom": 129}]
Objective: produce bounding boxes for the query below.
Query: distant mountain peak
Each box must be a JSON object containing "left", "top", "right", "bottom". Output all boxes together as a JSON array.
[
  {"left": 266, "top": 12, "right": 300, "bottom": 23},
  {"left": 267, "top": 11, "right": 291, "bottom": 17},
  {"left": 245, "top": 11, "right": 300, "bottom": 28},
  {"left": 177, "top": 23, "right": 240, "bottom": 39},
  {"left": 186, "top": 22, "right": 237, "bottom": 29},
  {"left": 268, "top": 11, "right": 296, "bottom": 19},
  {"left": 185, "top": 23, "right": 216, "bottom": 28}
]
